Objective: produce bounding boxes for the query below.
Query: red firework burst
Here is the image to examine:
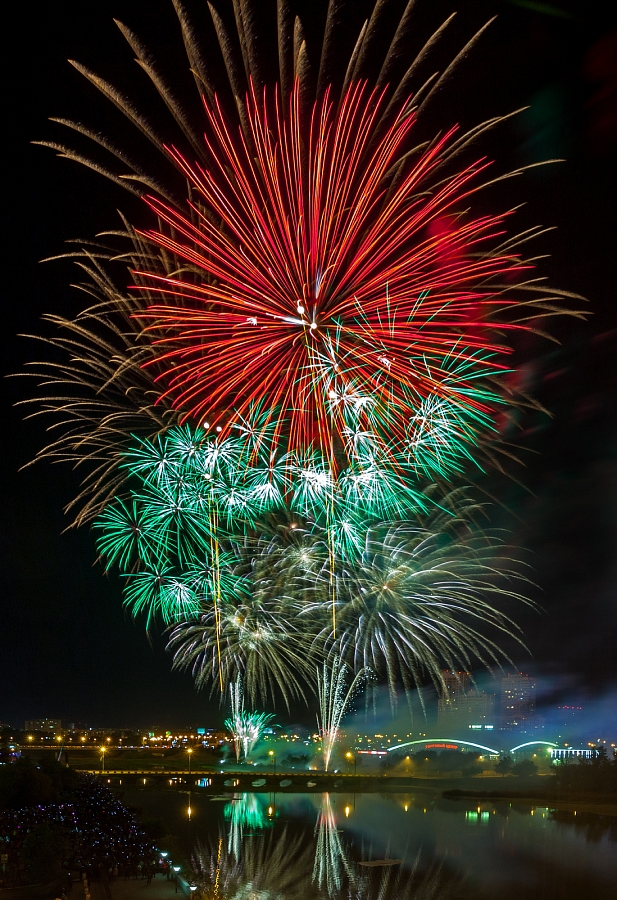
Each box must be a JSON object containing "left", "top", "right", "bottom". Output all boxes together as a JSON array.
[{"left": 136, "top": 80, "right": 531, "bottom": 464}]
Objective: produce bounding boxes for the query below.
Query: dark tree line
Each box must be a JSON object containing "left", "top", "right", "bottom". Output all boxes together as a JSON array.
[{"left": 551, "top": 748, "right": 617, "bottom": 795}]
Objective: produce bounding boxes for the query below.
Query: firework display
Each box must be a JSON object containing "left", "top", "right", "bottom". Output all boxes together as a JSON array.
[
  {"left": 316, "top": 659, "right": 370, "bottom": 772},
  {"left": 139, "top": 79, "right": 520, "bottom": 478},
  {"left": 24, "top": 0, "right": 579, "bottom": 719},
  {"left": 95, "top": 426, "right": 527, "bottom": 703},
  {"left": 224, "top": 677, "right": 275, "bottom": 761}
]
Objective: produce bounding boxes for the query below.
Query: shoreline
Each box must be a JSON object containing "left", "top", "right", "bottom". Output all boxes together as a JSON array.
[{"left": 443, "top": 788, "right": 617, "bottom": 816}]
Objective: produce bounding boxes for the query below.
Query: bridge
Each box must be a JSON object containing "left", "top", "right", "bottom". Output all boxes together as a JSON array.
[
  {"left": 82, "top": 770, "right": 424, "bottom": 791},
  {"left": 78, "top": 740, "right": 559, "bottom": 788}
]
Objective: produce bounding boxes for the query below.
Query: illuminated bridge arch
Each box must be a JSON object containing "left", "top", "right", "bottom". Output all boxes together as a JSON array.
[
  {"left": 509, "top": 741, "right": 557, "bottom": 754},
  {"left": 387, "top": 738, "right": 500, "bottom": 755}
]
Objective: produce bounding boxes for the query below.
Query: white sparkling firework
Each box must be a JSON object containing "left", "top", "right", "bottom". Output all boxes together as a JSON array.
[
  {"left": 316, "top": 658, "right": 370, "bottom": 772},
  {"left": 224, "top": 676, "right": 274, "bottom": 762}
]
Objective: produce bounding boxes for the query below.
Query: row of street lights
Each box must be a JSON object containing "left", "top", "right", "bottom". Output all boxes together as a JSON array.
[
  {"left": 100, "top": 745, "right": 196, "bottom": 774},
  {"left": 97, "top": 744, "right": 360, "bottom": 775}
]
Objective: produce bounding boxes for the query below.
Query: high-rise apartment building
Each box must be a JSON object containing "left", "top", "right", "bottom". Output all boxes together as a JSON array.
[
  {"left": 441, "top": 670, "right": 471, "bottom": 700},
  {"left": 24, "top": 718, "right": 62, "bottom": 733},
  {"left": 499, "top": 673, "right": 537, "bottom": 729},
  {"left": 437, "top": 671, "right": 495, "bottom": 731}
]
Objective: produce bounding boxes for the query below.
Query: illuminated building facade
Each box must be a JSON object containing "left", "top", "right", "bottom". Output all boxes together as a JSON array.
[
  {"left": 437, "top": 671, "right": 496, "bottom": 731},
  {"left": 549, "top": 747, "right": 598, "bottom": 759},
  {"left": 24, "top": 718, "right": 62, "bottom": 733},
  {"left": 499, "top": 673, "right": 537, "bottom": 730},
  {"left": 441, "top": 670, "right": 471, "bottom": 699}
]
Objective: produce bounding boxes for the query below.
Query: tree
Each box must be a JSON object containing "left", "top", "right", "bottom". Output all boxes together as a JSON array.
[
  {"left": 512, "top": 758, "right": 538, "bottom": 777},
  {"left": 22, "top": 823, "right": 69, "bottom": 884},
  {"left": 494, "top": 756, "right": 513, "bottom": 776},
  {"left": 0, "top": 758, "right": 57, "bottom": 808},
  {"left": 462, "top": 763, "right": 483, "bottom": 777},
  {"left": 282, "top": 752, "right": 310, "bottom": 766},
  {"left": 140, "top": 817, "right": 167, "bottom": 841}
]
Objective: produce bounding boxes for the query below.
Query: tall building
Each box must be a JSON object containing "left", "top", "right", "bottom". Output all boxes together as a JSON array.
[
  {"left": 24, "top": 718, "right": 62, "bottom": 733},
  {"left": 441, "top": 670, "right": 471, "bottom": 700},
  {"left": 437, "top": 671, "right": 495, "bottom": 731},
  {"left": 499, "top": 674, "right": 537, "bottom": 729}
]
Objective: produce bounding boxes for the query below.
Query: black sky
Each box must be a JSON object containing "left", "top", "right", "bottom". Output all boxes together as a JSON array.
[{"left": 1, "top": 0, "right": 616, "bottom": 728}]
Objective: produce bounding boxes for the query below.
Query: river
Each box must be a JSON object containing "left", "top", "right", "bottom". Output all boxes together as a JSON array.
[{"left": 121, "top": 787, "right": 616, "bottom": 898}]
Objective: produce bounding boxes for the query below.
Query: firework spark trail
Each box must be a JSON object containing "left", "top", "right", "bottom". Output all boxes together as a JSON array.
[
  {"left": 316, "top": 657, "right": 370, "bottom": 772},
  {"left": 225, "top": 677, "right": 244, "bottom": 763},
  {"left": 224, "top": 676, "right": 275, "bottom": 761},
  {"left": 237, "top": 710, "right": 274, "bottom": 760},
  {"left": 313, "top": 495, "right": 532, "bottom": 705},
  {"left": 165, "top": 525, "right": 320, "bottom": 708},
  {"left": 137, "top": 79, "right": 535, "bottom": 473},
  {"left": 25, "top": 1, "right": 583, "bottom": 532},
  {"left": 93, "top": 424, "right": 530, "bottom": 706}
]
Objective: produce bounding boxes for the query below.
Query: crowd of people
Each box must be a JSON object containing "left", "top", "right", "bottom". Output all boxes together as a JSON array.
[{"left": 0, "top": 773, "right": 166, "bottom": 890}]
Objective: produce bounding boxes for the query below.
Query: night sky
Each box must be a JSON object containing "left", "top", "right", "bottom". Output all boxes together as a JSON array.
[{"left": 1, "top": 0, "right": 615, "bottom": 729}]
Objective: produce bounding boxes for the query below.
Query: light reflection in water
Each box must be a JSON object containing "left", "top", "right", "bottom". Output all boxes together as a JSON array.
[
  {"left": 313, "top": 792, "right": 354, "bottom": 894},
  {"left": 125, "top": 789, "right": 617, "bottom": 898},
  {"left": 192, "top": 826, "right": 313, "bottom": 899},
  {"left": 190, "top": 792, "right": 459, "bottom": 899},
  {"left": 223, "top": 792, "right": 270, "bottom": 858}
]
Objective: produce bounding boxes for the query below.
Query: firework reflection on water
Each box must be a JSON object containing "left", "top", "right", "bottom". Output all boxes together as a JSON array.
[{"left": 189, "top": 793, "right": 461, "bottom": 899}]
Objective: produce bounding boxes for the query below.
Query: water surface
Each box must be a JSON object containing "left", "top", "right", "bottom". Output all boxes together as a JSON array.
[{"left": 123, "top": 788, "right": 617, "bottom": 898}]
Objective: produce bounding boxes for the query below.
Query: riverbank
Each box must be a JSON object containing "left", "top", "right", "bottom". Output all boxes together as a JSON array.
[{"left": 443, "top": 788, "right": 617, "bottom": 815}]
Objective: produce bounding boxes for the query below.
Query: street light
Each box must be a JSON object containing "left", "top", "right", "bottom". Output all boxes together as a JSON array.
[
  {"left": 345, "top": 752, "right": 357, "bottom": 775},
  {"left": 100, "top": 746, "right": 106, "bottom": 774},
  {"left": 268, "top": 749, "right": 276, "bottom": 775},
  {"left": 187, "top": 747, "right": 193, "bottom": 774},
  {"left": 173, "top": 866, "right": 181, "bottom": 893}
]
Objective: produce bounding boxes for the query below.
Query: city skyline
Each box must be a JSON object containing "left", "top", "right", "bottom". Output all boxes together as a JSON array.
[{"left": 5, "top": 667, "right": 616, "bottom": 748}]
